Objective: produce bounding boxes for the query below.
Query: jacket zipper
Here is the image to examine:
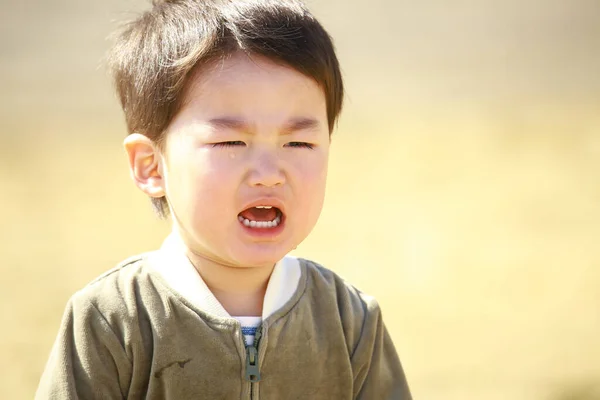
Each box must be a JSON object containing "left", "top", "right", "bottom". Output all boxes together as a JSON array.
[{"left": 244, "top": 325, "right": 263, "bottom": 399}]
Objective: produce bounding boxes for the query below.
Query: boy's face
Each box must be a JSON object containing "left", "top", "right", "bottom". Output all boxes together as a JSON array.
[{"left": 159, "top": 52, "right": 330, "bottom": 268}]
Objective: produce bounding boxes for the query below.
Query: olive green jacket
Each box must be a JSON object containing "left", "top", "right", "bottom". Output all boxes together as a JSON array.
[{"left": 35, "top": 246, "right": 412, "bottom": 399}]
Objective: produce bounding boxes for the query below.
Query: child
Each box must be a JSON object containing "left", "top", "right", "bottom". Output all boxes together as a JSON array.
[{"left": 36, "top": 0, "right": 412, "bottom": 398}]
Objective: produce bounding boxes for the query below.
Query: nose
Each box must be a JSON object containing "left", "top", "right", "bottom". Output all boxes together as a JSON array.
[{"left": 247, "top": 150, "right": 285, "bottom": 188}]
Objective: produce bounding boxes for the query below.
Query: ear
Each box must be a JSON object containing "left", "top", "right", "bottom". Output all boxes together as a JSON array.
[{"left": 123, "top": 134, "right": 165, "bottom": 198}]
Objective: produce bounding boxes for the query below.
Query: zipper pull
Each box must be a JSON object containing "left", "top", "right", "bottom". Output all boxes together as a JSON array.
[
  {"left": 245, "top": 345, "right": 261, "bottom": 382},
  {"left": 244, "top": 325, "right": 263, "bottom": 382}
]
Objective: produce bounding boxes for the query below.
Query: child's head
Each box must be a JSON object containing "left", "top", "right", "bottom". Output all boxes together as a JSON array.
[{"left": 109, "top": 0, "right": 344, "bottom": 267}]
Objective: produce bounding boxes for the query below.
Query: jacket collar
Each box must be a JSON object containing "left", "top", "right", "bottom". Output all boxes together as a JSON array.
[{"left": 148, "top": 233, "right": 301, "bottom": 320}]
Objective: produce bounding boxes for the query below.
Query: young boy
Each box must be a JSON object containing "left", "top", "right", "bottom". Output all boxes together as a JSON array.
[{"left": 36, "top": 0, "right": 412, "bottom": 398}]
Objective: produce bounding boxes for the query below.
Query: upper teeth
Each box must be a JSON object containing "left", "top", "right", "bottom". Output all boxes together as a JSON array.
[{"left": 255, "top": 206, "right": 272, "bottom": 209}]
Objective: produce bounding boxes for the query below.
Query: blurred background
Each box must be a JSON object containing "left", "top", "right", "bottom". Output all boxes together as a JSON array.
[{"left": 1, "top": 0, "right": 599, "bottom": 398}]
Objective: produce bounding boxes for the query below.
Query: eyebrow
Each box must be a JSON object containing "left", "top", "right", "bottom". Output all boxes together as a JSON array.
[
  {"left": 208, "top": 117, "right": 247, "bottom": 131},
  {"left": 208, "top": 117, "right": 321, "bottom": 134}
]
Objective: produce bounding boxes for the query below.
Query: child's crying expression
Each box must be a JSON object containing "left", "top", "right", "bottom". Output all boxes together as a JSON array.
[{"left": 159, "top": 52, "right": 330, "bottom": 268}]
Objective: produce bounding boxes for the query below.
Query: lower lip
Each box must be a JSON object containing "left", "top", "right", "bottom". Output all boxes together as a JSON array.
[{"left": 238, "top": 216, "right": 286, "bottom": 238}]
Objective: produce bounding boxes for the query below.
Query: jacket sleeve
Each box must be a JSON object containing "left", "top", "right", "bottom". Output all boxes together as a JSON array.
[
  {"left": 351, "top": 296, "right": 412, "bottom": 399},
  {"left": 35, "top": 294, "right": 132, "bottom": 400}
]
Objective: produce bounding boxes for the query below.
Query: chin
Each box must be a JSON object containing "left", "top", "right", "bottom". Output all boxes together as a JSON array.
[{"left": 235, "top": 253, "right": 288, "bottom": 268}]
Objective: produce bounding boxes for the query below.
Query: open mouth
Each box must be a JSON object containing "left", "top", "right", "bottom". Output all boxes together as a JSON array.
[{"left": 237, "top": 206, "right": 284, "bottom": 229}]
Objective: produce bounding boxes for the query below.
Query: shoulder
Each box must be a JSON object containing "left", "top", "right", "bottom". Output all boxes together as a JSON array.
[
  {"left": 72, "top": 253, "right": 148, "bottom": 301},
  {"left": 298, "top": 257, "right": 381, "bottom": 313},
  {"left": 297, "top": 257, "right": 383, "bottom": 352},
  {"left": 66, "top": 252, "right": 161, "bottom": 330}
]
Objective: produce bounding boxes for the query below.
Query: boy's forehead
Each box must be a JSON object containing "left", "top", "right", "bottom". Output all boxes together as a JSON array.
[
  {"left": 178, "top": 52, "right": 327, "bottom": 116},
  {"left": 162, "top": 52, "right": 328, "bottom": 139},
  {"left": 185, "top": 52, "right": 319, "bottom": 97}
]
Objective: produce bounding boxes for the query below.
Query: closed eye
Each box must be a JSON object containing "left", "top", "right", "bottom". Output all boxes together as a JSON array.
[
  {"left": 285, "top": 142, "right": 314, "bottom": 150},
  {"left": 212, "top": 141, "right": 246, "bottom": 148}
]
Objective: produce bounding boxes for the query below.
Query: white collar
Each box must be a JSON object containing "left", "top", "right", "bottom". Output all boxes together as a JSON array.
[{"left": 148, "top": 233, "right": 301, "bottom": 320}]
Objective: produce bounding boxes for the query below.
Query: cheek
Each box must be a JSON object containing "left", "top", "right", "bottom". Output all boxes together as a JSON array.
[
  {"left": 293, "top": 153, "right": 329, "bottom": 211},
  {"left": 167, "top": 152, "right": 238, "bottom": 217},
  {"left": 304, "top": 149, "right": 329, "bottom": 186}
]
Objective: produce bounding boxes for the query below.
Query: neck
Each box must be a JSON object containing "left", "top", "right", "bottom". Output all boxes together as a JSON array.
[
  {"left": 195, "top": 256, "right": 273, "bottom": 316},
  {"left": 183, "top": 248, "right": 275, "bottom": 317}
]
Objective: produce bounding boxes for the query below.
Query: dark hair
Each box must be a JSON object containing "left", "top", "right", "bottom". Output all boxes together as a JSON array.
[{"left": 107, "top": 0, "right": 344, "bottom": 217}]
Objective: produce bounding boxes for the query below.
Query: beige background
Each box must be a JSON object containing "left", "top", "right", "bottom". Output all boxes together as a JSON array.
[{"left": 1, "top": 0, "right": 599, "bottom": 399}]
